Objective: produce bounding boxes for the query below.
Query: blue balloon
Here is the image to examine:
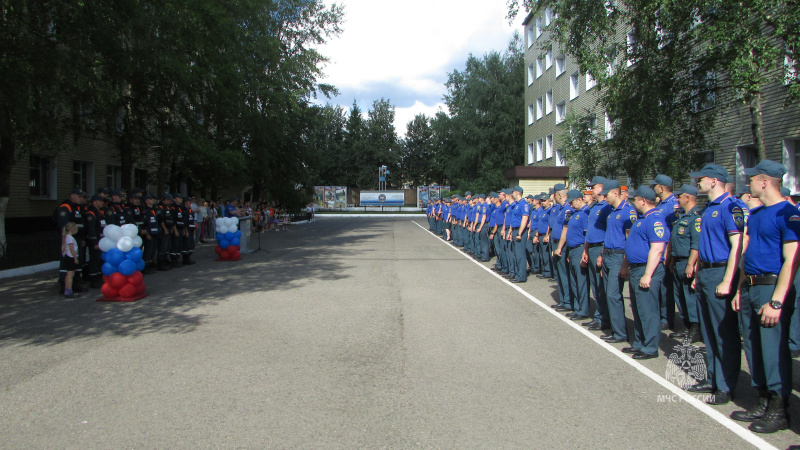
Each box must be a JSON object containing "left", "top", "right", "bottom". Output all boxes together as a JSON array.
[
  {"left": 216, "top": 232, "right": 223, "bottom": 241},
  {"left": 225, "top": 232, "right": 234, "bottom": 241},
  {"left": 106, "top": 248, "right": 125, "bottom": 266},
  {"left": 219, "top": 239, "right": 229, "bottom": 249},
  {"left": 101, "top": 252, "right": 109, "bottom": 262},
  {"left": 118, "top": 259, "right": 136, "bottom": 276},
  {"left": 231, "top": 237, "right": 240, "bottom": 247},
  {"left": 102, "top": 262, "right": 117, "bottom": 276},
  {"left": 125, "top": 247, "right": 143, "bottom": 262},
  {"left": 135, "top": 260, "right": 145, "bottom": 272},
  {"left": 234, "top": 230, "right": 242, "bottom": 238}
]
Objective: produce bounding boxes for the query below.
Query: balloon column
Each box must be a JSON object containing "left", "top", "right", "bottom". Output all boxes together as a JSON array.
[
  {"left": 214, "top": 217, "right": 242, "bottom": 261},
  {"left": 97, "top": 224, "right": 148, "bottom": 302}
]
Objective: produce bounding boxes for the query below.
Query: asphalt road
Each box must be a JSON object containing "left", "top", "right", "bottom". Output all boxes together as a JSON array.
[{"left": 0, "top": 218, "right": 797, "bottom": 449}]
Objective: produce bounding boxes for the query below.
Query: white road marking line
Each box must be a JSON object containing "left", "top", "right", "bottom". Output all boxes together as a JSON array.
[{"left": 412, "top": 221, "right": 776, "bottom": 450}]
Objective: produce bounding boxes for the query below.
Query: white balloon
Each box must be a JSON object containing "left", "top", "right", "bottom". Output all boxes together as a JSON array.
[
  {"left": 121, "top": 223, "right": 138, "bottom": 238},
  {"left": 98, "top": 237, "right": 116, "bottom": 252},
  {"left": 104, "top": 225, "right": 122, "bottom": 242},
  {"left": 217, "top": 226, "right": 229, "bottom": 234},
  {"left": 228, "top": 217, "right": 239, "bottom": 227},
  {"left": 132, "top": 235, "right": 143, "bottom": 248},
  {"left": 116, "top": 236, "right": 134, "bottom": 252},
  {"left": 215, "top": 218, "right": 224, "bottom": 227}
]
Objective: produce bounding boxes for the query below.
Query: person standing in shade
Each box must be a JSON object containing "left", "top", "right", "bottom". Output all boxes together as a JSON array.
[
  {"left": 685, "top": 164, "right": 743, "bottom": 405},
  {"left": 476, "top": 194, "right": 490, "bottom": 262},
  {"left": 538, "top": 193, "right": 553, "bottom": 279},
  {"left": 527, "top": 195, "right": 541, "bottom": 275},
  {"left": 583, "top": 176, "right": 613, "bottom": 331},
  {"left": 599, "top": 180, "right": 637, "bottom": 344},
  {"left": 730, "top": 160, "right": 800, "bottom": 433},
  {"left": 650, "top": 174, "right": 679, "bottom": 331},
  {"left": 668, "top": 184, "right": 703, "bottom": 343},
  {"left": 551, "top": 185, "right": 574, "bottom": 311},
  {"left": 620, "top": 186, "right": 670, "bottom": 359},
  {"left": 562, "top": 190, "right": 591, "bottom": 320},
  {"left": 507, "top": 186, "right": 530, "bottom": 283}
]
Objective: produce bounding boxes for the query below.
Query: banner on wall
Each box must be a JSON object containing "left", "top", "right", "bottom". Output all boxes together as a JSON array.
[
  {"left": 417, "top": 186, "right": 429, "bottom": 207},
  {"left": 360, "top": 191, "right": 404, "bottom": 206},
  {"left": 313, "top": 186, "right": 324, "bottom": 208},
  {"left": 324, "top": 186, "right": 335, "bottom": 208},
  {"left": 335, "top": 186, "right": 347, "bottom": 208}
]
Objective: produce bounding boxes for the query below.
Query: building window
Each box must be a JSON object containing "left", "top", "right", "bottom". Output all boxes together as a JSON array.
[
  {"left": 691, "top": 70, "right": 716, "bottom": 112},
  {"left": 528, "top": 63, "right": 535, "bottom": 85},
  {"left": 555, "top": 148, "right": 566, "bottom": 167},
  {"left": 627, "top": 31, "right": 637, "bottom": 66},
  {"left": 527, "top": 104, "right": 535, "bottom": 125},
  {"left": 736, "top": 144, "right": 758, "bottom": 193},
  {"left": 586, "top": 115, "right": 597, "bottom": 133},
  {"left": 556, "top": 101, "right": 566, "bottom": 124},
  {"left": 72, "top": 161, "right": 94, "bottom": 194},
  {"left": 544, "top": 7, "right": 552, "bottom": 26},
  {"left": 545, "top": 48, "right": 553, "bottom": 70},
  {"left": 535, "top": 17, "right": 542, "bottom": 39},
  {"left": 570, "top": 72, "right": 580, "bottom": 99},
  {"left": 527, "top": 143, "right": 535, "bottom": 164},
  {"left": 536, "top": 97, "right": 543, "bottom": 120},
  {"left": 536, "top": 138, "right": 544, "bottom": 162},
  {"left": 786, "top": 45, "right": 797, "bottom": 85},
  {"left": 536, "top": 56, "right": 544, "bottom": 78},
  {"left": 783, "top": 140, "right": 800, "bottom": 193},
  {"left": 604, "top": 111, "right": 614, "bottom": 140},
  {"left": 545, "top": 90, "right": 553, "bottom": 115},
  {"left": 107, "top": 165, "right": 122, "bottom": 190},
  {"left": 30, "top": 155, "right": 56, "bottom": 199},
  {"left": 526, "top": 24, "right": 535, "bottom": 48},
  {"left": 586, "top": 71, "right": 596, "bottom": 90},
  {"left": 555, "top": 55, "right": 565, "bottom": 77},
  {"left": 606, "top": 46, "right": 617, "bottom": 76},
  {"left": 134, "top": 168, "right": 148, "bottom": 191},
  {"left": 546, "top": 134, "right": 553, "bottom": 159}
]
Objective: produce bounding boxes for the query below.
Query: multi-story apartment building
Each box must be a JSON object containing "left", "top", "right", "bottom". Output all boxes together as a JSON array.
[{"left": 513, "top": 7, "right": 800, "bottom": 192}]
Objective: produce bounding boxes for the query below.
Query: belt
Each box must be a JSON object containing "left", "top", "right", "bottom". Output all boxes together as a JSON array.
[
  {"left": 587, "top": 242, "right": 603, "bottom": 248},
  {"left": 629, "top": 262, "right": 647, "bottom": 268},
  {"left": 699, "top": 260, "right": 727, "bottom": 269},
  {"left": 673, "top": 256, "right": 688, "bottom": 260},
  {"left": 568, "top": 244, "right": 583, "bottom": 252},
  {"left": 745, "top": 274, "right": 778, "bottom": 286},
  {"left": 603, "top": 248, "right": 625, "bottom": 254}
]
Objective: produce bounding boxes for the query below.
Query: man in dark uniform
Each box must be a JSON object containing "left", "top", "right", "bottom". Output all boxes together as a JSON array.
[
  {"left": 583, "top": 176, "right": 613, "bottom": 330},
  {"left": 476, "top": 194, "right": 490, "bottom": 262},
  {"left": 551, "top": 185, "right": 573, "bottom": 311},
  {"left": 730, "top": 160, "right": 800, "bottom": 433},
  {"left": 128, "top": 188, "right": 145, "bottom": 239},
  {"left": 620, "top": 186, "right": 670, "bottom": 360},
  {"left": 538, "top": 193, "right": 553, "bottom": 278},
  {"left": 562, "top": 190, "right": 590, "bottom": 320},
  {"left": 84, "top": 194, "right": 108, "bottom": 288},
  {"left": 56, "top": 188, "right": 87, "bottom": 292},
  {"left": 685, "top": 164, "right": 743, "bottom": 405},
  {"left": 172, "top": 193, "right": 186, "bottom": 268},
  {"left": 108, "top": 190, "right": 128, "bottom": 226},
  {"left": 507, "top": 186, "right": 530, "bottom": 283},
  {"left": 142, "top": 194, "right": 159, "bottom": 274},
  {"left": 527, "top": 195, "right": 541, "bottom": 274},
  {"left": 156, "top": 193, "right": 175, "bottom": 271},
  {"left": 650, "top": 174, "right": 680, "bottom": 331},
  {"left": 183, "top": 196, "right": 197, "bottom": 266},
  {"left": 668, "top": 184, "right": 703, "bottom": 343}
]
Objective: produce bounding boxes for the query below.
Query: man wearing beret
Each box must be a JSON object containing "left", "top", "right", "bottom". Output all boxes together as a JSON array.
[
  {"left": 583, "top": 176, "right": 613, "bottom": 330},
  {"left": 668, "top": 184, "right": 703, "bottom": 344},
  {"left": 685, "top": 164, "right": 743, "bottom": 405},
  {"left": 620, "top": 186, "right": 670, "bottom": 360}
]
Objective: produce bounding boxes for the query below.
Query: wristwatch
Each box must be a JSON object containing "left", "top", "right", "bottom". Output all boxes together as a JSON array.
[{"left": 769, "top": 299, "right": 783, "bottom": 310}]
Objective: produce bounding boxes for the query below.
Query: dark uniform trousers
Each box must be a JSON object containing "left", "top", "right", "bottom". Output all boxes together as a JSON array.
[
  {"left": 143, "top": 234, "right": 158, "bottom": 265},
  {"left": 553, "top": 239, "right": 571, "bottom": 309},
  {"left": 158, "top": 232, "right": 172, "bottom": 262},
  {"left": 494, "top": 232, "right": 507, "bottom": 271},
  {"left": 539, "top": 240, "right": 552, "bottom": 277},
  {"left": 787, "top": 272, "right": 800, "bottom": 352},
  {"left": 526, "top": 234, "right": 538, "bottom": 273},
  {"left": 568, "top": 245, "right": 589, "bottom": 316},
  {"left": 740, "top": 283, "right": 794, "bottom": 398},
  {"left": 660, "top": 269, "right": 676, "bottom": 328},
  {"left": 603, "top": 251, "right": 628, "bottom": 340},
  {"left": 673, "top": 258, "right": 699, "bottom": 325},
  {"left": 588, "top": 245, "right": 609, "bottom": 326},
  {"left": 511, "top": 230, "right": 527, "bottom": 282},
  {"left": 183, "top": 228, "right": 196, "bottom": 257},
  {"left": 87, "top": 244, "right": 102, "bottom": 279},
  {"left": 171, "top": 229, "right": 184, "bottom": 262},
  {"left": 629, "top": 264, "right": 665, "bottom": 355},
  {"left": 504, "top": 237, "right": 516, "bottom": 275},
  {"left": 478, "top": 225, "right": 490, "bottom": 260},
  {"left": 697, "top": 265, "right": 741, "bottom": 392}
]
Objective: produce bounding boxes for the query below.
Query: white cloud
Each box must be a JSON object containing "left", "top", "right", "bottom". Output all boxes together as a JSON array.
[
  {"left": 393, "top": 101, "right": 449, "bottom": 136},
  {"left": 316, "top": 0, "right": 518, "bottom": 136}
]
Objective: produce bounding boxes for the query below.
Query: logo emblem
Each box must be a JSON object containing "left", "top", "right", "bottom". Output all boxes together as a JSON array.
[
  {"left": 655, "top": 226, "right": 665, "bottom": 238},
  {"left": 695, "top": 221, "right": 701, "bottom": 233},
  {"left": 678, "top": 227, "right": 685, "bottom": 235},
  {"left": 666, "top": 344, "right": 708, "bottom": 390},
  {"left": 712, "top": 211, "right": 719, "bottom": 218},
  {"left": 616, "top": 214, "right": 620, "bottom": 219},
  {"left": 733, "top": 213, "right": 744, "bottom": 227}
]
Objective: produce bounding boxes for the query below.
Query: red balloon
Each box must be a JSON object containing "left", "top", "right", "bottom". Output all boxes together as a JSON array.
[
  {"left": 109, "top": 272, "right": 127, "bottom": 289},
  {"left": 103, "top": 275, "right": 109, "bottom": 283},
  {"left": 119, "top": 284, "right": 136, "bottom": 298},
  {"left": 127, "top": 271, "right": 143, "bottom": 286},
  {"left": 214, "top": 246, "right": 223, "bottom": 255},
  {"left": 231, "top": 250, "right": 240, "bottom": 259},
  {"left": 134, "top": 282, "right": 146, "bottom": 294},
  {"left": 101, "top": 283, "right": 119, "bottom": 299}
]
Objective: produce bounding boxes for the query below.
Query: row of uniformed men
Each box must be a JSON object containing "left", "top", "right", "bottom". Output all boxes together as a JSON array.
[
  {"left": 56, "top": 188, "right": 198, "bottom": 291},
  {"left": 425, "top": 160, "right": 800, "bottom": 434}
]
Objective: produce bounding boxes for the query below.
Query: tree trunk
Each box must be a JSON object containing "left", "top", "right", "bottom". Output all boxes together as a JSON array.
[
  {"left": 749, "top": 92, "right": 766, "bottom": 161},
  {"left": 156, "top": 121, "right": 170, "bottom": 195}
]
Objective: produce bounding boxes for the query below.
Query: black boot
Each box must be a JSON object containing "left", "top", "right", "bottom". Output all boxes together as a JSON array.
[
  {"left": 685, "top": 322, "right": 701, "bottom": 344},
  {"left": 731, "top": 390, "right": 769, "bottom": 422},
  {"left": 183, "top": 254, "right": 196, "bottom": 265},
  {"left": 172, "top": 256, "right": 183, "bottom": 268},
  {"left": 749, "top": 394, "right": 789, "bottom": 433}
]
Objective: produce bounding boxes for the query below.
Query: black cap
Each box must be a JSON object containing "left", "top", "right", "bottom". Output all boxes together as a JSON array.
[
  {"left": 174, "top": 193, "right": 183, "bottom": 199},
  {"left": 97, "top": 187, "right": 110, "bottom": 195},
  {"left": 110, "top": 189, "right": 123, "bottom": 198},
  {"left": 131, "top": 188, "right": 144, "bottom": 197},
  {"left": 70, "top": 188, "right": 86, "bottom": 196},
  {"left": 161, "top": 193, "right": 173, "bottom": 200},
  {"left": 90, "top": 194, "right": 103, "bottom": 202}
]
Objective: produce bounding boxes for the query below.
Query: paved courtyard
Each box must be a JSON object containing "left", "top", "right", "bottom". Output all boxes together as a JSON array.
[{"left": 0, "top": 218, "right": 797, "bottom": 448}]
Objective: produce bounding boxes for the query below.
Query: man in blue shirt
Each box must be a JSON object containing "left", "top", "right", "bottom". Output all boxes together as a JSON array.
[
  {"left": 538, "top": 193, "right": 553, "bottom": 278},
  {"left": 668, "top": 184, "right": 703, "bottom": 344},
  {"left": 599, "top": 180, "right": 638, "bottom": 344},
  {"left": 650, "top": 174, "right": 680, "bottom": 330},
  {"left": 527, "top": 195, "right": 542, "bottom": 275},
  {"left": 224, "top": 197, "right": 241, "bottom": 218},
  {"left": 507, "top": 186, "right": 530, "bottom": 283},
  {"left": 730, "top": 160, "right": 800, "bottom": 433},
  {"left": 475, "top": 194, "right": 490, "bottom": 261},
  {"left": 491, "top": 191, "right": 510, "bottom": 273},
  {"left": 620, "top": 185, "right": 670, "bottom": 360},
  {"left": 561, "top": 190, "right": 591, "bottom": 320},
  {"left": 551, "top": 184, "right": 574, "bottom": 311},
  {"left": 583, "top": 176, "right": 613, "bottom": 330},
  {"left": 685, "top": 164, "right": 743, "bottom": 406}
]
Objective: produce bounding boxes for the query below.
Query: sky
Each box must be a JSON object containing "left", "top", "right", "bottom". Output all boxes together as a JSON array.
[{"left": 315, "top": 0, "right": 519, "bottom": 137}]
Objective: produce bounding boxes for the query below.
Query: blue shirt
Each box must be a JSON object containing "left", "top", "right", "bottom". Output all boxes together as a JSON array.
[
  {"left": 656, "top": 194, "right": 680, "bottom": 230},
  {"left": 503, "top": 201, "right": 513, "bottom": 227},
  {"left": 538, "top": 206, "right": 551, "bottom": 234},
  {"left": 548, "top": 204, "right": 562, "bottom": 236},
  {"left": 604, "top": 200, "right": 637, "bottom": 249},
  {"left": 586, "top": 200, "right": 613, "bottom": 244},
  {"left": 509, "top": 199, "right": 530, "bottom": 228},
  {"left": 491, "top": 203, "right": 506, "bottom": 228},
  {"left": 224, "top": 203, "right": 237, "bottom": 218},
  {"left": 743, "top": 201, "right": 800, "bottom": 275},
  {"left": 552, "top": 204, "right": 574, "bottom": 240},
  {"left": 698, "top": 193, "right": 744, "bottom": 263},
  {"left": 566, "top": 206, "right": 590, "bottom": 247},
  {"left": 625, "top": 208, "right": 670, "bottom": 264}
]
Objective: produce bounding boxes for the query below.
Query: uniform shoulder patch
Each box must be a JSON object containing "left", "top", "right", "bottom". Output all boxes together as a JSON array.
[{"left": 789, "top": 215, "right": 800, "bottom": 222}]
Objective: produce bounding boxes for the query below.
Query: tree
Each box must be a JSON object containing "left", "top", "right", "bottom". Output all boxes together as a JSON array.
[{"left": 400, "top": 114, "right": 436, "bottom": 187}]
